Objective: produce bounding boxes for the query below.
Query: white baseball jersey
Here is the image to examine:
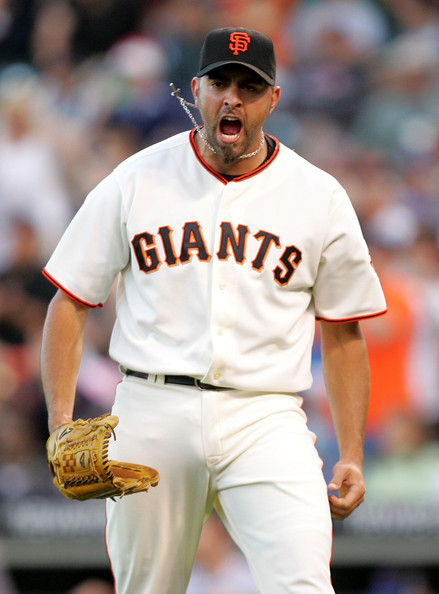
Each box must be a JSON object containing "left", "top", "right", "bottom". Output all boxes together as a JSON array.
[{"left": 44, "top": 130, "right": 386, "bottom": 393}]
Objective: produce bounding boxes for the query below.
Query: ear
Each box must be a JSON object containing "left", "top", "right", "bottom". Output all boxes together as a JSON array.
[
  {"left": 268, "top": 86, "right": 281, "bottom": 116},
  {"left": 191, "top": 77, "right": 200, "bottom": 105}
]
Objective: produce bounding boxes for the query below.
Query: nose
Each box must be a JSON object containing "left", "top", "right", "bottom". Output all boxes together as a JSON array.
[{"left": 223, "top": 84, "right": 241, "bottom": 108}]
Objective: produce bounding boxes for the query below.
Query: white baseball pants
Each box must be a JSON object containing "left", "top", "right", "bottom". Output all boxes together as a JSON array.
[{"left": 106, "top": 374, "right": 335, "bottom": 594}]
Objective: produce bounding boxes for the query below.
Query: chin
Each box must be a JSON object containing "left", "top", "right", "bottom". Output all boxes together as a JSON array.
[{"left": 220, "top": 146, "right": 240, "bottom": 165}]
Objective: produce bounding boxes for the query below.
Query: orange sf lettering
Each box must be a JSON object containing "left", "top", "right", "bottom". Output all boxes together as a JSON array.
[{"left": 229, "top": 32, "right": 251, "bottom": 55}]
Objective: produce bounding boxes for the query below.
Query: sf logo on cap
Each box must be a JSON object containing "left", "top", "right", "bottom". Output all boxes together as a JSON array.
[{"left": 229, "top": 32, "right": 251, "bottom": 55}]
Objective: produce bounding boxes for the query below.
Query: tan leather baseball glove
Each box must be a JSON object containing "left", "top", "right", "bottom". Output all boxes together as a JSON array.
[{"left": 46, "top": 413, "right": 160, "bottom": 500}]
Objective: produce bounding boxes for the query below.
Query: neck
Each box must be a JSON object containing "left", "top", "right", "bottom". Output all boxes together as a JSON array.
[{"left": 195, "top": 131, "right": 267, "bottom": 176}]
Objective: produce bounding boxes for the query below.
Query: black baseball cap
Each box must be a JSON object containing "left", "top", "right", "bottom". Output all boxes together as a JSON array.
[{"left": 196, "top": 27, "right": 276, "bottom": 85}]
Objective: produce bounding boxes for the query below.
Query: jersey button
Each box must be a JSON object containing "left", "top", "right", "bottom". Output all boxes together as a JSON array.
[
  {"left": 219, "top": 281, "right": 226, "bottom": 290},
  {"left": 217, "top": 328, "right": 223, "bottom": 336},
  {"left": 213, "top": 372, "right": 221, "bottom": 380}
]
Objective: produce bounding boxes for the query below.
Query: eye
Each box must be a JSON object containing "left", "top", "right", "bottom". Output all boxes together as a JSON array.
[
  {"left": 241, "top": 81, "right": 265, "bottom": 93},
  {"left": 210, "top": 80, "right": 225, "bottom": 88}
]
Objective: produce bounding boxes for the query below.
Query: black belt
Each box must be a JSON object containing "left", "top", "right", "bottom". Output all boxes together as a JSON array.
[{"left": 124, "top": 369, "right": 230, "bottom": 391}]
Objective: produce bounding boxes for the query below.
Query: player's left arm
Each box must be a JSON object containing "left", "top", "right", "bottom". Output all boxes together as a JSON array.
[{"left": 320, "top": 319, "right": 370, "bottom": 520}]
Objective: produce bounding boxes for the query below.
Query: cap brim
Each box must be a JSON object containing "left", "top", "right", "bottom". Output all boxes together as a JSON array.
[{"left": 196, "top": 60, "right": 275, "bottom": 85}]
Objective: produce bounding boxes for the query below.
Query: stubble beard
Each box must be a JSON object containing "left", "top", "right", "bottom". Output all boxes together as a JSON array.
[
  {"left": 219, "top": 145, "right": 238, "bottom": 165},
  {"left": 204, "top": 124, "right": 254, "bottom": 165}
]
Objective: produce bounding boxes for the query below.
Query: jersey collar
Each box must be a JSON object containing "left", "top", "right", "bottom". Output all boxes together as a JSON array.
[{"left": 189, "top": 128, "right": 279, "bottom": 184}]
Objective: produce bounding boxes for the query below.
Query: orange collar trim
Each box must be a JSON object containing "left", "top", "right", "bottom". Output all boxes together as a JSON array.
[{"left": 189, "top": 128, "right": 279, "bottom": 184}]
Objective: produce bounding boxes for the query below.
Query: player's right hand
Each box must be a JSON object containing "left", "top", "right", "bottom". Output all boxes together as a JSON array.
[{"left": 327, "top": 459, "right": 366, "bottom": 520}]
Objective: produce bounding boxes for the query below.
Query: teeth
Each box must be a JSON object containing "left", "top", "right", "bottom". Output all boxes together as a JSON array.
[{"left": 220, "top": 116, "right": 241, "bottom": 140}]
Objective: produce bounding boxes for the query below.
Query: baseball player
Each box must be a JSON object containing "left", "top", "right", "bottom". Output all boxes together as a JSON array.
[{"left": 41, "top": 28, "right": 387, "bottom": 593}]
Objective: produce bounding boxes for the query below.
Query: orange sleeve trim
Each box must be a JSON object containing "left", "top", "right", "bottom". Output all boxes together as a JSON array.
[
  {"left": 42, "top": 268, "right": 103, "bottom": 309},
  {"left": 316, "top": 309, "right": 387, "bottom": 323}
]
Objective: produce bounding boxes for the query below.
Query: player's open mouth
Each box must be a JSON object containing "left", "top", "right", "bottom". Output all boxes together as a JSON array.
[{"left": 219, "top": 116, "right": 242, "bottom": 143}]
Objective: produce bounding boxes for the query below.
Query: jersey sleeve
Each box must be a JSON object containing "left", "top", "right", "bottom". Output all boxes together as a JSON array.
[
  {"left": 43, "top": 172, "right": 129, "bottom": 307},
  {"left": 313, "top": 185, "right": 386, "bottom": 322}
]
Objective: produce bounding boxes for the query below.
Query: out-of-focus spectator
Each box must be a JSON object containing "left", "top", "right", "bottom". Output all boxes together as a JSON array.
[
  {"left": 186, "top": 512, "right": 259, "bottom": 594},
  {"left": 384, "top": 0, "right": 439, "bottom": 45},
  {"left": 352, "top": 32, "right": 439, "bottom": 162},
  {"left": 0, "top": 220, "right": 55, "bottom": 335},
  {"left": 0, "top": 220, "right": 56, "bottom": 434},
  {"left": 144, "top": 0, "right": 213, "bottom": 94},
  {"left": 352, "top": 0, "right": 439, "bottom": 164},
  {"left": 29, "top": 0, "right": 76, "bottom": 73},
  {"left": 0, "top": 0, "right": 37, "bottom": 66},
  {"left": 290, "top": 0, "right": 390, "bottom": 60},
  {"left": 214, "top": 0, "right": 297, "bottom": 70},
  {"left": 362, "top": 242, "right": 420, "bottom": 433},
  {"left": 0, "top": 72, "right": 72, "bottom": 273},
  {"left": 286, "top": 0, "right": 391, "bottom": 126},
  {"left": 103, "top": 34, "right": 188, "bottom": 146},
  {"left": 69, "top": 0, "right": 144, "bottom": 63}
]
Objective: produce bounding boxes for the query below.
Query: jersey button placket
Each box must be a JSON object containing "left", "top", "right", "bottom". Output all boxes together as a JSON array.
[
  {"left": 206, "top": 185, "right": 238, "bottom": 385},
  {"left": 208, "top": 269, "right": 232, "bottom": 384}
]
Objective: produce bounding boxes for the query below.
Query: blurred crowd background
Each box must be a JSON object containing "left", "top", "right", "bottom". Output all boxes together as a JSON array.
[{"left": 1, "top": 0, "right": 439, "bottom": 592}]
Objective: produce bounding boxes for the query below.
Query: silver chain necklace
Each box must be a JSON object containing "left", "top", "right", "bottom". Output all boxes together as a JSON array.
[{"left": 170, "top": 83, "right": 265, "bottom": 160}]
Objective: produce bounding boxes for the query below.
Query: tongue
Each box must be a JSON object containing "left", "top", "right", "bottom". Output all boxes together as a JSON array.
[{"left": 221, "top": 120, "right": 241, "bottom": 136}]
